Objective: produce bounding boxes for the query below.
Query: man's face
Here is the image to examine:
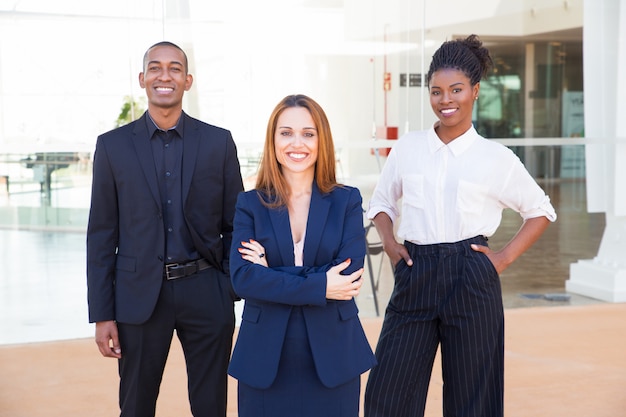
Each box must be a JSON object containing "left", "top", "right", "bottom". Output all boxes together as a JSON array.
[{"left": 139, "top": 45, "right": 193, "bottom": 110}]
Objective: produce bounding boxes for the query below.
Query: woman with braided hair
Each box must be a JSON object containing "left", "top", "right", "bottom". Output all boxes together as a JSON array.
[{"left": 364, "top": 35, "right": 556, "bottom": 417}]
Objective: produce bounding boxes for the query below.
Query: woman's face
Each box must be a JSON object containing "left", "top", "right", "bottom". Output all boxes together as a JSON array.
[
  {"left": 429, "top": 68, "right": 479, "bottom": 142},
  {"left": 274, "top": 106, "right": 318, "bottom": 177}
]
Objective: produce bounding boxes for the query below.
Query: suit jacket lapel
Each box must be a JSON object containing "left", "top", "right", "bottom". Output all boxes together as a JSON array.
[
  {"left": 132, "top": 114, "right": 161, "bottom": 208},
  {"left": 303, "top": 184, "right": 330, "bottom": 266},
  {"left": 180, "top": 112, "right": 199, "bottom": 201},
  {"left": 266, "top": 183, "right": 330, "bottom": 267},
  {"left": 268, "top": 203, "right": 295, "bottom": 266}
]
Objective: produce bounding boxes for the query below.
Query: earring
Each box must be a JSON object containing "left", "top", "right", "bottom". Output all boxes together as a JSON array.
[{"left": 474, "top": 96, "right": 479, "bottom": 101}]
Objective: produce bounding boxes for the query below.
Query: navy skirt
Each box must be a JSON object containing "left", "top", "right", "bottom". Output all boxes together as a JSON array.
[{"left": 237, "top": 307, "right": 360, "bottom": 417}]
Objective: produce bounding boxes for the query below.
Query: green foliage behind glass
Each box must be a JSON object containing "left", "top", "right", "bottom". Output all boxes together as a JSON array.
[{"left": 115, "top": 96, "right": 146, "bottom": 127}]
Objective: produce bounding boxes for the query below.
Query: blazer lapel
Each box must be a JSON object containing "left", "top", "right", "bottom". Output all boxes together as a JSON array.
[
  {"left": 303, "top": 184, "right": 330, "bottom": 265},
  {"left": 180, "top": 112, "right": 199, "bottom": 201},
  {"left": 266, "top": 184, "right": 330, "bottom": 267},
  {"left": 132, "top": 114, "right": 161, "bottom": 208},
  {"left": 267, "top": 203, "right": 295, "bottom": 266}
]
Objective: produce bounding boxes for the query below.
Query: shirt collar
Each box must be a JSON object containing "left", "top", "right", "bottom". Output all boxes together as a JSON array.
[
  {"left": 146, "top": 112, "right": 184, "bottom": 139},
  {"left": 427, "top": 123, "right": 478, "bottom": 156}
]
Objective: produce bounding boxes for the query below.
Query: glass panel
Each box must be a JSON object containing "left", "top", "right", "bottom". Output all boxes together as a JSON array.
[{"left": 0, "top": 0, "right": 586, "bottom": 230}]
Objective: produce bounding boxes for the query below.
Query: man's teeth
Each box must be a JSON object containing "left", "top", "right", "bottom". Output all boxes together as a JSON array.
[{"left": 441, "top": 109, "right": 456, "bottom": 114}]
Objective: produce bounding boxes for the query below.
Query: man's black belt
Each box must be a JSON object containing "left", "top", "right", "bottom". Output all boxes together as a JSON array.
[{"left": 164, "top": 258, "right": 211, "bottom": 280}]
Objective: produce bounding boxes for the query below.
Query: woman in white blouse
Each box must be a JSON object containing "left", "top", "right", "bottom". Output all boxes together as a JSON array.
[{"left": 364, "top": 35, "right": 556, "bottom": 417}]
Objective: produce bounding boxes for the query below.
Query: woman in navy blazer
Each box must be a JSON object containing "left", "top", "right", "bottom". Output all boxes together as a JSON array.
[{"left": 228, "top": 95, "right": 376, "bottom": 417}]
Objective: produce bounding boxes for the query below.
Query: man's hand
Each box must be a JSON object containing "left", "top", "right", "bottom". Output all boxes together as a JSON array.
[{"left": 95, "top": 320, "right": 122, "bottom": 359}]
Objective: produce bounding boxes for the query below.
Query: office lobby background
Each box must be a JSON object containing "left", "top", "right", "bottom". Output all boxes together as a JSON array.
[
  {"left": 0, "top": 0, "right": 589, "bottom": 219},
  {"left": 0, "top": 0, "right": 624, "bottom": 314}
]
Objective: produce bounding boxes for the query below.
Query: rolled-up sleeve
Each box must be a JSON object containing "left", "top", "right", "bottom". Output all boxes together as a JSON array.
[{"left": 502, "top": 157, "right": 557, "bottom": 222}]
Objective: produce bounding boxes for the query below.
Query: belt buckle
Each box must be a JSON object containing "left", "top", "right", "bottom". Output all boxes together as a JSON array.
[
  {"left": 165, "top": 262, "right": 180, "bottom": 280},
  {"left": 165, "top": 259, "right": 206, "bottom": 280}
]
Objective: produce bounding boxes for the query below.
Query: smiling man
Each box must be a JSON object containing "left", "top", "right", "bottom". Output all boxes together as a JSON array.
[{"left": 86, "top": 41, "right": 243, "bottom": 417}]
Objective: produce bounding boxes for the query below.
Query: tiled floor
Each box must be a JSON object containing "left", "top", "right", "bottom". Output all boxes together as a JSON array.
[{"left": 0, "top": 179, "right": 608, "bottom": 345}]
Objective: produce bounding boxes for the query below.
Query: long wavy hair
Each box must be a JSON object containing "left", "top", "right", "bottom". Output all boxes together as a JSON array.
[{"left": 255, "top": 94, "right": 338, "bottom": 208}]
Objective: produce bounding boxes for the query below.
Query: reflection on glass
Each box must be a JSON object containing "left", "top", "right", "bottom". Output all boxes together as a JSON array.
[{"left": 0, "top": 1, "right": 585, "bottom": 230}]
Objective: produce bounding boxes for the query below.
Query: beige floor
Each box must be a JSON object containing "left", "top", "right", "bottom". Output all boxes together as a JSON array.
[{"left": 1, "top": 303, "right": 625, "bottom": 417}]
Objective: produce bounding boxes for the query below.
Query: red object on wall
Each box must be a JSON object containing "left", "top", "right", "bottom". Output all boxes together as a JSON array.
[
  {"left": 371, "top": 126, "right": 398, "bottom": 156},
  {"left": 383, "top": 72, "right": 391, "bottom": 91}
]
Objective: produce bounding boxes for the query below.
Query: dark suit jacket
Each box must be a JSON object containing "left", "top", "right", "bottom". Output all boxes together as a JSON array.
[
  {"left": 87, "top": 111, "right": 243, "bottom": 325},
  {"left": 227, "top": 184, "right": 376, "bottom": 389}
]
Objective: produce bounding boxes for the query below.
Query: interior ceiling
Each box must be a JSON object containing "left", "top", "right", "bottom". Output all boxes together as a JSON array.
[
  {"left": 444, "top": 28, "right": 583, "bottom": 67},
  {"left": 478, "top": 28, "right": 583, "bottom": 44}
]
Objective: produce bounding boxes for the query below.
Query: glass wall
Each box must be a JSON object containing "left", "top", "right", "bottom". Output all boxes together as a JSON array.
[
  {"left": 474, "top": 36, "right": 585, "bottom": 179},
  {"left": 0, "top": 0, "right": 585, "bottom": 230}
]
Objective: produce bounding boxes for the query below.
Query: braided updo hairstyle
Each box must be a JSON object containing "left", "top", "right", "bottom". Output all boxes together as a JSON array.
[{"left": 426, "top": 34, "right": 493, "bottom": 87}]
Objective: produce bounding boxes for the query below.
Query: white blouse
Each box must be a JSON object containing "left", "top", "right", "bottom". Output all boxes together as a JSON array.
[
  {"left": 294, "top": 230, "right": 306, "bottom": 266},
  {"left": 367, "top": 125, "right": 557, "bottom": 245}
]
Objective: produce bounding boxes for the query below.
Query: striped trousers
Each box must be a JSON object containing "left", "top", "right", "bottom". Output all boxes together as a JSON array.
[{"left": 364, "top": 236, "right": 504, "bottom": 417}]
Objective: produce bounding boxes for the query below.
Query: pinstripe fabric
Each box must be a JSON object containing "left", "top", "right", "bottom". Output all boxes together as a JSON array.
[{"left": 364, "top": 236, "right": 504, "bottom": 417}]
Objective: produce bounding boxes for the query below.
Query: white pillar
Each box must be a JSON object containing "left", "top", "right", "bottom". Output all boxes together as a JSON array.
[{"left": 566, "top": 0, "right": 626, "bottom": 302}]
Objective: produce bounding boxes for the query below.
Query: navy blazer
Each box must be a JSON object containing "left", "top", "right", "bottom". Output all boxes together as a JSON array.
[
  {"left": 228, "top": 184, "right": 376, "bottom": 389},
  {"left": 86, "top": 111, "right": 243, "bottom": 325}
]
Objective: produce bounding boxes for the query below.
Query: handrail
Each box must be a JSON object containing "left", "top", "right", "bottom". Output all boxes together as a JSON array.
[{"left": 335, "top": 136, "right": 626, "bottom": 148}]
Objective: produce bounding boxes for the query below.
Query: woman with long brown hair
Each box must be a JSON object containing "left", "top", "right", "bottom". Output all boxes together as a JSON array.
[{"left": 228, "top": 94, "right": 376, "bottom": 417}]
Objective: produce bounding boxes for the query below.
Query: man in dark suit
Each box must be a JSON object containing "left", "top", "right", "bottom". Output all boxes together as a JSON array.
[{"left": 86, "top": 41, "right": 243, "bottom": 417}]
